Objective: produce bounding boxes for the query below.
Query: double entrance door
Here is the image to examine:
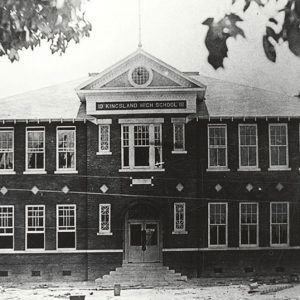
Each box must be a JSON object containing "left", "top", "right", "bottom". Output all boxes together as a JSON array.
[{"left": 128, "top": 220, "right": 160, "bottom": 263}]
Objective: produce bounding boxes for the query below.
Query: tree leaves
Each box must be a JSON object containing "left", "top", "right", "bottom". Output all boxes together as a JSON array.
[
  {"left": 0, "top": 0, "right": 91, "bottom": 62},
  {"left": 202, "top": 14, "right": 245, "bottom": 69}
]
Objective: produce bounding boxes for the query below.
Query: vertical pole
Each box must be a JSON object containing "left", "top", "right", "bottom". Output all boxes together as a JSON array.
[{"left": 138, "top": 0, "right": 142, "bottom": 48}]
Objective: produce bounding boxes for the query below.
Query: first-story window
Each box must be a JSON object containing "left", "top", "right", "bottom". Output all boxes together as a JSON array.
[
  {"left": 173, "top": 202, "right": 186, "bottom": 233},
  {"left": 99, "top": 204, "right": 111, "bottom": 235},
  {"left": 26, "top": 127, "right": 45, "bottom": 171},
  {"left": 98, "top": 124, "right": 111, "bottom": 154},
  {"left": 57, "top": 127, "right": 76, "bottom": 171},
  {"left": 172, "top": 118, "right": 186, "bottom": 153},
  {"left": 0, "top": 128, "right": 14, "bottom": 171},
  {"left": 270, "top": 202, "right": 289, "bottom": 246},
  {"left": 57, "top": 205, "right": 76, "bottom": 249},
  {"left": 208, "top": 203, "right": 227, "bottom": 246},
  {"left": 26, "top": 205, "right": 45, "bottom": 250},
  {"left": 240, "top": 203, "right": 258, "bottom": 246},
  {"left": 208, "top": 124, "right": 227, "bottom": 169},
  {"left": 0, "top": 206, "right": 14, "bottom": 249},
  {"left": 121, "top": 123, "right": 162, "bottom": 170},
  {"left": 269, "top": 124, "right": 288, "bottom": 169}
]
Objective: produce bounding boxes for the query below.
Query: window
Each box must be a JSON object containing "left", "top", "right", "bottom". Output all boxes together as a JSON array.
[
  {"left": 240, "top": 203, "right": 258, "bottom": 246},
  {"left": 239, "top": 124, "right": 259, "bottom": 169},
  {"left": 129, "top": 66, "right": 153, "bottom": 87},
  {"left": 269, "top": 124, "right": 289, "bottom": 169},
  {"left": 173, "top": 203, "right": 186, "bottom": 234},
  {"left": 98, "top": 125, "right": 111, "bottom": 154},
  {"left": 208, "top": 125, "right": 228, "bottom": 170},
  {"left": 0, "top": 128, "right": 14, "bottom": 171},
  {"left": 99, "top": 204, "right": 111, "bottom": 235},
  {"left": 270, "top": 202, "right": 289, "bottom": 246},
  {"left": 57, "top": 205, "right": 76, "bottom": 249},
  {"left": 26, "top": 127, "right": 45, "bottom": 171},
  {"left": 121, "top": 123, "right": 162, "bottom": 170},
  {"left": 56, "top": 127, "right": 76, "bottom": 171},
  {"left": 26, "top": 206, "right": 45, "bottom": 250},
  {"left": 172, "top": 118, "right": 186, "bottom": 153},
  {"left": 0, "top": 206, "right": 14, "bottom": 249},
  {"left": 208, "top": 203, "right": 227, "bottom": 246}
]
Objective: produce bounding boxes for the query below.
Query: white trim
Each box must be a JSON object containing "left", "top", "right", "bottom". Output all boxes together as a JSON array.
[
  {"left": 268, "top": 123, "right": 289, "bottom": 169},
  {"left": 0, "top": 249, "right": 123, "bottom": 254},
  {"left": 56, "top": 204, "right": 76, "bottom": 250},
  {"left": 25, "top": 205, "right": 45, "bottom": 251},
  {"left": 0, "top": 170, "right": 16, "bottom": 175},
  {"left": 0, "top": 128, "right": 14, "bottom": 172},
  {"left": 23, "top": 170, "right": 47, "bottom": 175},
  {"left": 237, "top": 168, "right": 261, "bottom": 172},
  {"left": 0, "top": 205, "right": 14, "bottom": 250},
  {"left": 96, "top": 151, "right": 112, "bottom": 156},
  {"left": 172, "top": 231, "right": 188, "bottom": 235},
  {"left": 118, "top": 118, "right": 164, "bottom": 124},
  {"left": 99, "top": 204, "right": 111, "bottom": 235},
  {"left": 207, "top": 124, "right": 228, "bottom": 170},
  {"left": 119, "top": 168, "right": 165, "bottom": 173},
  {"left": 162, "top": 246, "right": 300, "bottom": 252},
  {"left": 128, "top": 65, "right": 153, "bottom": 87},
  {"left": 173, "top": 202, "right": 186, "bottom": 233},
  {"left": 206, "top": 167, "right": 230, "bottom": 172},
  {"left": 56, "top": 126, "right": 77, "bottom": 173},
  {"left": 172, "top": 150, "right": 187, "bottom": 154},
  {"left": 238, "top": 124, "right": 259, "bottom": 169},
  {"left": 270, "top": 202, "right": 289, "bottom": 247},
  {"left": 98, "top": 124, "right": 111, "bottom": 154},
  {"left": 208, "top": 202, "right": 228, "bottom": 248},
  {"left": 171, "top": 117, "right": 187, "bottom": 124},
  {"left": 97, "top": 232, "right": 113, "bottom": 236},
  {"left": 239, "top": 202, "right": 259, "bottom": 247},
  {"left": 96, "top": 119, "right": 112, "bottom": 125}
]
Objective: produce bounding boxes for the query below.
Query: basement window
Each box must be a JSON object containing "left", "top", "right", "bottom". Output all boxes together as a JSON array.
[
  {"left": 0, "top": 206, "right": 14, "bottom": 249},
  {"left": 57, "top": 205, "right": 76, "bottom": 249},
  {"left": 31, "top": 270, "right": 41, "bottom": 277},
  {"left": 62, "top": 270, "right": 72, "bottom": 276},
  {"left": 0, "top": 271, "right": 8, "bottom": 277}
]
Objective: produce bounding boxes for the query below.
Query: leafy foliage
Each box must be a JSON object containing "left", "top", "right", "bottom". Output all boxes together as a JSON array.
[
  {"left": 203, "top": 0, "right": 300, "bottom": 69},
  {"left": 0, "top": 0, "right": 91, "bottom": 62}
]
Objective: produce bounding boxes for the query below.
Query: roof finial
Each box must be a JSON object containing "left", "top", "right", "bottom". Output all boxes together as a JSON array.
[{"left": 138, "top": 0, "right": 142, "bottom": 48}]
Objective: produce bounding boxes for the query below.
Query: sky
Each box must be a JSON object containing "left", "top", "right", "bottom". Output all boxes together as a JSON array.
[{"left": 0, "top": 0, "right": 299, "bottom": 99}]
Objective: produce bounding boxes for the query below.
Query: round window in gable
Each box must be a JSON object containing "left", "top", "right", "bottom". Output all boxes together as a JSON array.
[{"left": 129, "top": 66, "right": 153, "bottom": 87}]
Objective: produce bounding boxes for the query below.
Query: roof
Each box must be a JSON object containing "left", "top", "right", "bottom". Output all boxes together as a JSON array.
[
  {"left": 191, "top": 75, "right": 300, "bottom": 118},
  {"left": 0, "top": 73, "right": 299, "bottom": 121}
]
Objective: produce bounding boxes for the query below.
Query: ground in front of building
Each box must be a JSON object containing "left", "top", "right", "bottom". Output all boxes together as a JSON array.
[{"left": 1, "top": 279, "right": 300, "bottom": 300}]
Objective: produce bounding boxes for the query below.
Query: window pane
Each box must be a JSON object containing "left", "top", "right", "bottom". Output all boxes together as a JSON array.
[
  {"left": 0, "top": 236, "right": 13, "bottom": 249},
  {"left": 58, "top": 232, "right": 75, "bottom": 248},
  {"left": 145, "top": 224, "right": 157, "bottom": 246},
  {"left": 134, "top": 147, "right": 149, "bottom": 166},
  {"left": 130, "top": 224, "right": 142, "bottom": 246},
  {"left": 210, "top": 225, "right": 218, "bottom": 245},
  {"left": 217, "top": 148, "right": 226, "bottom": 166},
  {"left": 218, "top": 226, "right": 226, "bottom": 244},
  {"left": 249, "top": 225, "right": 257, "bottom": 244},
  {"left": 27, "top": 233, "right": 44, "bottom": 249},
  {"left": 241, "top": 225, "right": 249, "bottom": 244},
  {"left": 123, "top": 147, "right": 129, "bottom": 167}
]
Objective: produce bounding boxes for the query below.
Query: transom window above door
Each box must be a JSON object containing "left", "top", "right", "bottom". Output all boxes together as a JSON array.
[{"left": 120, "top": 119, "right": 163, "bottom": 172}]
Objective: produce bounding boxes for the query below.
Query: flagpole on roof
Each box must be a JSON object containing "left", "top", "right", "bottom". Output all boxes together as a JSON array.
[{"left": 138, "top": 0, "right": 142, "bottom": 48}]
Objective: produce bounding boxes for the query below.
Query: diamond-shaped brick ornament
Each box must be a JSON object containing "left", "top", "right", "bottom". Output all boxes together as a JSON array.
[
  {"left": 276, "top": 183, "right": 284, "bottom": 191},
  {"left": 176, "top": 183, "right": 184, "bottom": 192},
  {"left": 62, "top": 186, "right": 70, "bottom": 194},
  {"left": 215, "top": 184, "right": 222, "bottom": 192},
  {"left": 1, "top": 186, "right": 8, "bottom": 195},
  {"left": 246, "top": 183, "right": 253, "bottom": 192},
  {"left": 31, "top": 186, "right": 39, "bottom": 195},
  {"left": 100, "top": 184, "right": 108, "bottom": 194}
]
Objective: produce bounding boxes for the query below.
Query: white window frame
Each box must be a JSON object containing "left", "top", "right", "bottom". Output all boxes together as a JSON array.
[
  {"left": 207, "top": 124, "right": 229, "bottom": 171},
  {"left": 268, "top": 124, "right": 290, "bottom": 171},
  {"left": 171, "top": 118, "right": 187, "bottom": 154},
  {"left": 120, "top": 122, "right": 164, "bottom": 172},
  {"left": 239, "top": 202, "right": 259, "bottom": 247},
  {"left": 172, "top": 202, "right": 187, "bottom": 234},
  {"left": 97, "top": 125, "right": 111, "bottom": 155},
  {"left": 56, "top": 204, "right": 76, "bottom": 250},
  {"left": 270, "top": 202, "right": 289, "bottom": 246},
  {"left": 55, "top": 126, "right": 77, "bottom": 174},
  {"left": 208, "top": 203, "right": 228, "bottom": 247},
  {"left": 0, "top": 128, "right": 15, "bottom": 174},
  {"left": 238, "top": 124, "right": 260, "bottom": 171},
  {"left": 24, "top": 127, "right": 46, "bottom": 174},
  {"left": 0, "top": 205, "right": 14, "bottom": 250},
  {"left": 25, "top": 205, "right": 45, "bottom": 251},
  {"left": 98, "top": 204, "right": 112, "bottom": 235}
]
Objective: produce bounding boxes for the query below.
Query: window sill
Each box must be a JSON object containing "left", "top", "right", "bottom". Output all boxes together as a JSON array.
[
  {"left": 25, "top": 249, "right": 45, "bottom": 252},
  {"left": 172, "top": 231, "right": 188, "bottom": 235},
  {"left": 237, "top": 167, "right": 261, "bottom": 172},
  {"left": 96, "top": 151, "right": 112, "bottom": 156},
  {"left": 208, "top": 245, "right": 228, "bottom": 249},
  {"left": 171, "top": 150, "right": 187, "bottom": 154},
  {"left": 56, "top": 248, "right": 76, "bottom": 251},
  {"left": 23, "top": 170, "right": 47, "bottom": 175},
  {"left": 119, "top": 168, "right": 165, "bottom": 173},
  {"left": 270, "top": 244, "right": 289, "bottom": 247},
  {"left": 54, "top": 170, "right": 78, "bottom": 174},
  {"left": 268, "top": 167, "right": 291, "bottom": 171},
  {"left": 206, "top": 168, "right": 230, "bottom": 172},
  {"left": 0, "top": 170, "right": 16, "bottom": 175},
  {"left": 239, "top": 244, "right": 259, "bottom": 248},
  {"left": 97, "top": 232, "right": 113, "bottom": 236}
]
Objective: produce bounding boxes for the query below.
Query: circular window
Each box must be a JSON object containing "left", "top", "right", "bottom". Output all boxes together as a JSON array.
[{"left": 129, "top": 66, "right": 152, "bottom": 87}]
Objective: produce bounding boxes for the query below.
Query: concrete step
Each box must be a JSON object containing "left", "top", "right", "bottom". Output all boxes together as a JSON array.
[{"left": 103, "top": 274, "right": 184, "bottom": 281}]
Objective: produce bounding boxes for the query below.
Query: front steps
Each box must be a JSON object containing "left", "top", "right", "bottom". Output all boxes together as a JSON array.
[{"left": 95, "top": 263, "right": 188, "bottom": 288}]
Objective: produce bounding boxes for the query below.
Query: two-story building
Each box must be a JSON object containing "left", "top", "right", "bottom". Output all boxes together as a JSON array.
[{"left": 0, "top": 48, "right": 300, "bottom": 281}]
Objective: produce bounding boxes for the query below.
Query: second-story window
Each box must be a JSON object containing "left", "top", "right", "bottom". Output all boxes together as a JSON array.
[
  {"left": 208, "top": 124, "right": 227, "bottom": 170},
  {"left": 0, "top": 128, "right": 14, "bottom": 171},
  {"left": 269, "top": 124, "right": 289, "bottom": 169},
  {"left": 26, "top": 127, "right": 45, "bottom": 171},
  {"left": 57, "top": 127, "right": 76, "bottom": 171},
  {"left": 121, "top": 123, "right": 162, "bottom": 170},
  {"left": 239, "top": 124, "right": 258, "bottom": 170}
]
